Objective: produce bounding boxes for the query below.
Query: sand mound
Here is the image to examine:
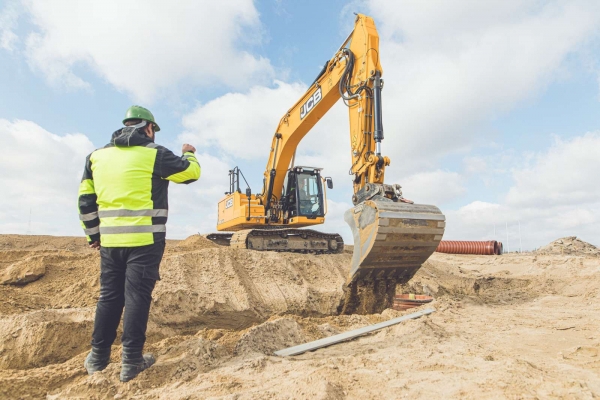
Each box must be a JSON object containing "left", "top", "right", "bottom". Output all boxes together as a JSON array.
[
  {"left": 0, "top": 235, "right": 90, "bottom": 252},
  {"left": 0, "top": 308, "right": 94, "bottom": 369},
  {"left": 0, "top": 250, "right": 100, "bottom": 315},
  {"left": 234, "top": 318, "right": 306, "bottom": 356},
  {"left": 536, "top": 236, "right": 599, "bottom": 256},
  {"left": 0, "top": 255, "right": 46, "bottom": 285},
  {"left": 152, "top": 247, "right": 350, "bottom": 330},
  {"left": 138, "top": 336, "right": 228, "bottom": 387},
  {"left": 173, "top": 234, "right": 218, "bottom": 251}
]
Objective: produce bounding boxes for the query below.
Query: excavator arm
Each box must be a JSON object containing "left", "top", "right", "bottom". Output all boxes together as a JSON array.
[{"left": 261, "top": 14, "right": 391, "bottom": 216}]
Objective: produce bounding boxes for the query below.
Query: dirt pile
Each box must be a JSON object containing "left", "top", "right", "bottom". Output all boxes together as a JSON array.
[
  {"left": 151, "top": 247, "right": 350, "bottom": 331},
  {"left": 0, "top": 308, "right": 94, "bottom": 369},
  {"left": 234, "top": 318, "right": 306, "bottom": 356},
  {"left": 0, "top": 235, "right": 90, "bottom": 252},
  {"left": 171, "top": 234, "right": 218, "bottom": 252},
  {"left": 536, "top": 236, "right": 599, "bottom": 256},
  {"left": 0, "top": 255, "right": 46, "bottom": 285},
  {"left": 0, "top": 250, "right": 100, "bottom": 315},
  {"left": 1, "top": 234, "right": 599, "bottom": 399}
]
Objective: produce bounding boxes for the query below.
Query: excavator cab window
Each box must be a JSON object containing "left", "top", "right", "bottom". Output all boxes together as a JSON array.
[{"left": 284, "top": 168, "right": 325, "bottom": 220}]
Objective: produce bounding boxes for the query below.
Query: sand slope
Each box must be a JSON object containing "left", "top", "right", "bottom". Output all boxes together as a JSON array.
[{"left": 0, "top": 234, "right": 599, "bottom": 399}]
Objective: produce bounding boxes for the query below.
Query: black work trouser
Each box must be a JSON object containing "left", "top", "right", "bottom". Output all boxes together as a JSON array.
[{"left": 91, "top": 242, "right": 164, "bottom": 351}]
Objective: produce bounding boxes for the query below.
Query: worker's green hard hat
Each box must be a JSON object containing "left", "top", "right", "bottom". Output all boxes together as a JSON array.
[{"left": 123, "top": 105, "right": 160, "bottom": 132}]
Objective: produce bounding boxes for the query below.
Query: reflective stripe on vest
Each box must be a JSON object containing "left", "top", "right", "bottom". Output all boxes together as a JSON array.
[
  {"left": 84, "top": 226, "right": 100, "bottom": 235},
  {"left": 98, "top": 209, "right": 168, "bottom": 218},
  {"left": 79, "top": 211, "right": 99, "bottom": 221},
  {"left": 99, "top": 225, "right": 166, "bottom": 234}
]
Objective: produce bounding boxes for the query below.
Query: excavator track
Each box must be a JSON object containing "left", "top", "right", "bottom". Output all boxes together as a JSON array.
[
  {"left": 344, "top": 200, "right": 445, "bottom": 285},
  {"left": 206, "top": 229, "right": 344, "bottom": 254}
]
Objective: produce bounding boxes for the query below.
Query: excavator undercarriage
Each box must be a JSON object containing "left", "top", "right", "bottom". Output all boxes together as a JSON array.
[{"left": 206, "top": 229, "right": 344, "bottom": 254}]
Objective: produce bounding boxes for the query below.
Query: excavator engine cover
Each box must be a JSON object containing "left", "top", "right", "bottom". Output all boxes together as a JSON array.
[{"left": 344, "top": 200, "right": 445, "bottom": 285}]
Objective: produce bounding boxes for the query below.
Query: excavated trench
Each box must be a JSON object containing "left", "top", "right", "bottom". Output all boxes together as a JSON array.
[{"left": 403, "top": 261, "right": 539, "bottom": 306}]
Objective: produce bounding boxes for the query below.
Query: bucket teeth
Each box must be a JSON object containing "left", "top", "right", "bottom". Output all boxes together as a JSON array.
[{"left": 344, "top": 200, "right": 445, "bottom": 285}]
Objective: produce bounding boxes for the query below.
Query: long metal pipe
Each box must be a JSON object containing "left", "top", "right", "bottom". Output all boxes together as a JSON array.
[{"left": 436, "top": 240, "right": 501, "bottom": 255}]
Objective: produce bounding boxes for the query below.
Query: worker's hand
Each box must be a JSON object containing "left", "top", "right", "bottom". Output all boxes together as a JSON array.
[
  {"left": 89, "top": 241, "right": 101, "bottom": 250},
  {"left": 182, "top": 144, "right": 196, "bottom": 154}
]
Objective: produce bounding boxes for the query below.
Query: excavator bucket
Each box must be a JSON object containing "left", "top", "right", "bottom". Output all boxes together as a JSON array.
[{"left": 344, "top": 200, "right": 445, "bottom": 285}]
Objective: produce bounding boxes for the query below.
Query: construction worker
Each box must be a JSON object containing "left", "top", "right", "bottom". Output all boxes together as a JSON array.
[
  {"left": 297, "top": 179, "right": 311, "bottom": 214},
  {"left": 297, "top": 179, "right": 315, "bottom": 214},
  {"left": 77, "top": 105, "right": 200, "bottom": 382},
  {"left": 288, "top": 178, "right": 314, "bottom": 215}
]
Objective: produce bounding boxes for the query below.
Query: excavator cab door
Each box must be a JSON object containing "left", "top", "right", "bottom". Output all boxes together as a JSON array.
[{"left": 283, "top": 167, "right": 325, "bottom": 220}]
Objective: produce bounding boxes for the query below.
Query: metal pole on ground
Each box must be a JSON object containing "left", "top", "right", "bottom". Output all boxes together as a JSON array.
[{"left": 274, "top": 308, "right": 436, "bottom": 357}]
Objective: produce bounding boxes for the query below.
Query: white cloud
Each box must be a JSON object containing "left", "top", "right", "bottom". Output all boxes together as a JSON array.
[
  {"left": 166, "top": 152, "right": 232, "bottom": 238},
  {"left": 445, "top": 133, "right": 600, "bottom": 249},
  {"left": 463, "top": 156, "right": 488, "bottom": 175},
  {"left": 0, "top": 119, "right": 95, "bottom": 235},
  {"left": 447, "top": 201, "right": 600, "bottom": 251},
  {"left": 18, "top": 0, "right": 274, "bottom": 101},
  {"left": 181, "top": 1, "right": 600, "bottom": 182},
  {"left": 181, "top": 81, "right": 307, "bottom": 160},
  {"left": 506, "top": 133, "right": 600, "bottom": 207},
  {"left": 399, "top": 170, "right": 466, "bottom": 206},
  {"left": 0, "top": 2, "right": 19, "bottom": 52},
  {"left": 366, "top": 0, "right": 600, "bottom": 172}
]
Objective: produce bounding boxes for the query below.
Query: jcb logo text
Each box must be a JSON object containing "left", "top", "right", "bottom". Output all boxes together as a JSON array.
[{"left": 300, "top": 87, "right": 322, "bottom": 119}]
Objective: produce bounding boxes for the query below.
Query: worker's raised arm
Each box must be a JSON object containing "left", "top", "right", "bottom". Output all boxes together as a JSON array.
[
  {"left": 157, "top": 144, "right": 200, "bottom": 184},
  {"left": 77, "top": 154, "right": 101, "bottom": 244}
]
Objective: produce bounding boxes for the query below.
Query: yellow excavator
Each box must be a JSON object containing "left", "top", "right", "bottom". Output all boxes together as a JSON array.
[{"left": 207, "top": 14, "right": 445, "bottom": 301}]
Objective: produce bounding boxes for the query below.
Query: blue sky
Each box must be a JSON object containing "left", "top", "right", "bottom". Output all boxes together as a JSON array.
[
  {"left": 0, "top": 0, "right": 357, "bottom": 142},
  {"left": 1, "top": 0, "right": 599, "bottom": 250}
]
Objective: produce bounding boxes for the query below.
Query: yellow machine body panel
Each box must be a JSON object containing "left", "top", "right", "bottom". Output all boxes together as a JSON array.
[
  {"left": 217, "top": 191, "right": 325, "bottom": 231},
  {"left": 217, "top": 192, "right": 264, "bottom": 231}
]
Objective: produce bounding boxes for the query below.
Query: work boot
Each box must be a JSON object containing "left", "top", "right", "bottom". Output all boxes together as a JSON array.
[
  {"left": 84, "top": 346, "right": 111, "bottom": 375},
  {"left": 120, "top": 347, "right": 156, "bottom": 382}
]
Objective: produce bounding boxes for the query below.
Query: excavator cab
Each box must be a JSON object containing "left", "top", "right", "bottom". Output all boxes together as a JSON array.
[{"left": 283, "top": 167, "right": 325, "bottom": 221}]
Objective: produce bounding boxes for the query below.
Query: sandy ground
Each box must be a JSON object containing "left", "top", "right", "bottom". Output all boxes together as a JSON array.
[{"left": 0, "top": 234, "right": 598, "bottom": 399}]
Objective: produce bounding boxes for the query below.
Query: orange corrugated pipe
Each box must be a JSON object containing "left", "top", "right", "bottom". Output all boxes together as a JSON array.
[{"left": 436, "top": 240, "right": 501, "bottom": 255}]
